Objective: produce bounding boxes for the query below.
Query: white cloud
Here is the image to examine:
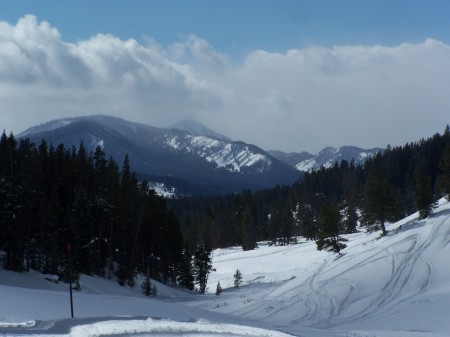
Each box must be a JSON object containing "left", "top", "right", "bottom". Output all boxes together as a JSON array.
[
  {"left": 1, "top": 15, "right": 450, "bottom": 153},
  {"left": 170, "top": 34, "right": 228, "bottom": 70}
]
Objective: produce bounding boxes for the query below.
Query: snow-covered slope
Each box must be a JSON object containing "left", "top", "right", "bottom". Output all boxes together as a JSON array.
[
  {"left": 194, "top": 198, "right": 450, "bottom": 337},
  {"left": 270, "top": 146, "right": 382, "bottom": 172},
  {"left": 1, "top": 200, "right": 450, "bottom": 337},
  {"left": 164, "top": 134, "right": 271, "bottom": 173}
]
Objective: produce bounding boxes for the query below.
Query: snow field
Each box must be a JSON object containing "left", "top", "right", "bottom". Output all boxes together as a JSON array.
[
  {"left": 1, "top": 199, "right": 450, "bottom": 336},
  {"left": 192, "top": 199, "right": 450, "bottom": 336}
]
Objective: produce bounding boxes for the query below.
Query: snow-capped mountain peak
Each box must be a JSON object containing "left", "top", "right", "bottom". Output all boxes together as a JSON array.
[{"left": 270, "top": 145, "right": 383, "bottom": 172}]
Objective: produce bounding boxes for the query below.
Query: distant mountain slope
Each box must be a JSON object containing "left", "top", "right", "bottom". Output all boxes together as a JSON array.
[
  {"left": 269, "top": 146, "right": 383, "bottom": 172},
  {"left": 19, "top": 115, "right": 300, "bottom": 196},
  {"left": 267, "top": 150, "right": 314, "bottom": 167}
]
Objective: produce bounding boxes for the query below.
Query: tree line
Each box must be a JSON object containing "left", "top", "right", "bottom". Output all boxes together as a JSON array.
[
  {"left": 171, "top": 126, "right": 450, "bottom": 253},
  {"left": 0, "top": 132, "right": 213, "bottom": 293}
]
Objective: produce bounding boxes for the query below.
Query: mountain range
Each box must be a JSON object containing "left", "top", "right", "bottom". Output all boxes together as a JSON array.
[
  {"left": 19, "top": 115, "right": 300, "bottom": 195},
  {"left": 19, "top": 115, "right": 382, "bottom": 196},
  {"left": 269, "top": 146, "right": 382, "bottom": 172}
]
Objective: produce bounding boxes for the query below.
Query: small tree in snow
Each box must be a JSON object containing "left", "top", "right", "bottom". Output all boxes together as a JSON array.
[
  {"left": 215, "top": 281, "right": 222, "bottom": 296},
  {"left": 141, "top": 275, "right": 157, "bottom": 297},
  {"left": 234, "top": 269, "right": 243, "bottom": 288}
]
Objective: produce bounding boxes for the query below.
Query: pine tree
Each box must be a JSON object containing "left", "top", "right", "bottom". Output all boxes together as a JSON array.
[
  {"left": 414, "top": 168, "right": 434, "bottom": 219},
  {"left": 1, "top": 182, "right": 26, "bottom": 271},
  {"left": 297, "top": 203, "right": 317, "bottom": 240},
  {"left": 240, "top": 206, "right": 257, "bottom": 251},
  {"left": 233, "top": 269, "right": 243, "bottom": 287},
  {"left": 316, "top": 202, "right": 347, "bottom": 253},
  {"left": 279, "top": 205, "right": 294, "bottom": 245},
  {"left": 364, "top": 175, "right": 398, "bottom": 236},
  {"left": 177, "top": 247, "right": 195, "bottom": 290},
  {"left": 141, "top": 275, "right": 157, "bottom": 297},
  {"left": 268, "top": 203, "right": 294, "bottom": 246},
  {"left": 116, "top": 154, "right": 138, "bottom": 288},
  {"left": 215, "top": 281, "right": 222, "bottom": 296},
  {"left": 343, "top": 203, "right": 358, "bottom": 234},
  {"left": 105, "top": 157, "right": 120, "bottom": 279},
  {"left": 437, "top": 144, "right": 450, "bottom": 200},
  {"left": 193, "top": 244, "right": 214, "bottom": 294}
]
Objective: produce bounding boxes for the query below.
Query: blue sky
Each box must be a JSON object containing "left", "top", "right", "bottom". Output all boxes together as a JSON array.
[
  {"left": 1, "top": 1, "right": 450, "bottom": 152},
  {"left": 4, "top": 0, "right": 450, "bottom": 59}
]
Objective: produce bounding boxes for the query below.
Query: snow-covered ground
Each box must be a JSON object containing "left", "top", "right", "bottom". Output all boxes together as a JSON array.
[{"left": 1, "top": 200, "right": 450, "bottom": 337}]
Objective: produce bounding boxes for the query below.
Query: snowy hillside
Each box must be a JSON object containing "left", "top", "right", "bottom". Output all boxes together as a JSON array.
[
  {"left": 198, "top": 198, "right": 450, "bottom": 336},
  {"left": 1, "top": 199, "right": 450, "bottom": 336},
  {"left": 164, "top": 134, "right": 271, "bottom": 173}
]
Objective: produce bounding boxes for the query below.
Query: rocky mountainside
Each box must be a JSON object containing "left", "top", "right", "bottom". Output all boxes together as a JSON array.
[
  {"left": 269, "top": 146, "right": 383, "bottom": 172},
  {"left": 19, "top": 115, "right": 300, "bottom": 196}
]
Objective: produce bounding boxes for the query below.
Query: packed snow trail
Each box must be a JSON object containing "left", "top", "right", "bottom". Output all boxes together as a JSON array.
[{"left": 0, "top": 317, "right": 294, "bottom": 337}]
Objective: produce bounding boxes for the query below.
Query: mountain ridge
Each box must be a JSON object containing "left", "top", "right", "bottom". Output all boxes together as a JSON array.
[
  {"left": 19, "top": 115, "right": 300, "bottom": 196},
  {"left": 269, "top": 145, "right": 383, "bottom": 172}
]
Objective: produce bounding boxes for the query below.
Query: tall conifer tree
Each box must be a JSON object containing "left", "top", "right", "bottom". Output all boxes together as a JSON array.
[
  {"left": 414, "top": 167, "right": 434, "bottom": 219},
  {"left": 316, "top": 202, "right": 346, "bottom": 253},
  {"left": 240, "top": 206, "right": 257, "bottom": 251}
]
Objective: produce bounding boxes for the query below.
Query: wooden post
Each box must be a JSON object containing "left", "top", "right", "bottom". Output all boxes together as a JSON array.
[{"left": 67, "top": 243, "right": 74, "bottom": 318}]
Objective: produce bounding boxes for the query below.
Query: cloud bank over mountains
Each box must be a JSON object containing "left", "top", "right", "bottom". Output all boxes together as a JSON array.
[{"left": 1, "top": 15, "right": 450, "bottom": 152}]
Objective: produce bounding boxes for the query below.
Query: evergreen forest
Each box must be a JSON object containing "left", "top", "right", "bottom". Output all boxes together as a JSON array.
[
  {"left": 171, "top": 126, "right": 450, "bottom": 253},
  {"left": 0, "top": 132, "right": 211, "bottom": 291}
]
